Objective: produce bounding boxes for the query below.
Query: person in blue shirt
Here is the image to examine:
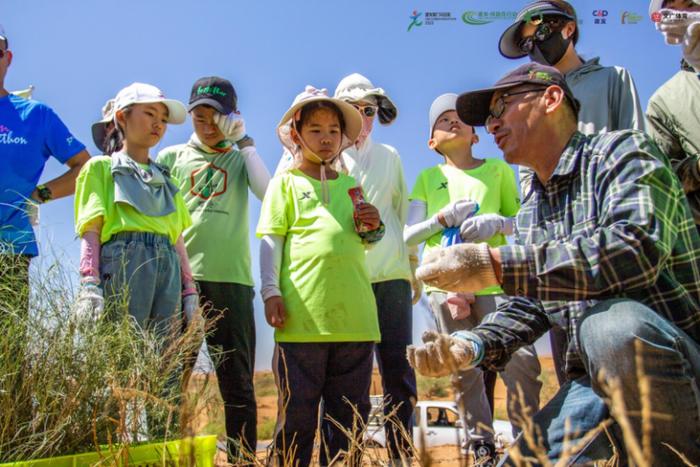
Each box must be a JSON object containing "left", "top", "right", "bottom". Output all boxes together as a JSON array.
[{"left": 0, "top": 24, "right": 89, "bottom": 306}]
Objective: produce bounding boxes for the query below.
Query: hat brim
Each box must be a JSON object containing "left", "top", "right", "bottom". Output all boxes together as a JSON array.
[
  {"left": 133, "top": 98, "right": 186, "bottom": 124},
  {"left": 456, "top": 83, "right": 520, "bottom": 127},
  {"left": 91, "top": 121, "right": 109, "bottom": 153},
  {"left": 277, "top": 96, "right": 363, "bottom": 145},
  {"left": 187, "top": 97, "right": 230, "bottom": 115},
  {"left": 499, "top": 22, "right": 528, "bottom": 59}
]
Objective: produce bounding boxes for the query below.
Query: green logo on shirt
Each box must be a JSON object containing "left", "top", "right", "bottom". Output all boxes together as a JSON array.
[
  {"left": 190, "top": 163, "right": 228, "bottom": 200},
  {"left": 299, "top": 191, "right": 312, "bottom": 200},
  {"left": 438, "top": 182, "right": 448, "bottom": 190},
  {"left": 197, "top": 85, "right": 227, "bottom": 97}
]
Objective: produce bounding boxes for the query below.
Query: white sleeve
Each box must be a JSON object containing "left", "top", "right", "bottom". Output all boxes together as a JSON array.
[
  {"left": 404, "top": 199, "right": 443, "bottom": 246},
  {"left": 260, "top": 234, "right": 284, "bottom": 301},
  {"left": 240, "top": 146, "right": 271, "bottom": 201}
]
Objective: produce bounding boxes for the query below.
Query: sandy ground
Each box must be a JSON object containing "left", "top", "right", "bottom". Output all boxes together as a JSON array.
[{"left": 189, "top": 356, "right": 557, "bottom": 466}]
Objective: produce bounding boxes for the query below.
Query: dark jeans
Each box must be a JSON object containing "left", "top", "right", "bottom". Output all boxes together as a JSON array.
[
  {"left": 198, "top": 281, "right": 257, "bottom": 463},
  {"left": 274, "top": 341, "right": 374, "bottom": 467},
  {"left": 549, "top": 324, "right": 568, "bottom": 386},
  {"left": 371, "top": 279, "right": 418, "bottom": 460}
]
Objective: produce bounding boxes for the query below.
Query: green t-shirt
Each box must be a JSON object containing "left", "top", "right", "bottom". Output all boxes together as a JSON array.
[
  {"left": 256, "top": 169, "right": 380, "bottom": 343},
  {"left": 74, "top": 156, "right": 192, "bottom": 245},
  {"left": 410, "top": 158, "right": 520, "bottom": 295},
  {"left": 157, "top": 143, "right": 253, "bottom": 285}
]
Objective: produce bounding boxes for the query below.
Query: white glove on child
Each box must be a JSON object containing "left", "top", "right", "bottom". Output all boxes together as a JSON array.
[
  {"left": 406, "top": 330, "right": 478, "bottom": 377},
  {"left": 416, "top": 243, "right": 498, "bottom": 293},
  {"left": 213, "top": 112, "right": 246, "bottom": 142},
  {"left": 459, "top": 214, "right": 513, "bottom": 242},
  {"left": 437, "top": 199, "right": 479, "bottom": 227},
  {"left": 75, "top": 282, "right": 104, "bottom": 320},
  {"left": 182, "top": 294, "right": 199, "bottom": 325}
]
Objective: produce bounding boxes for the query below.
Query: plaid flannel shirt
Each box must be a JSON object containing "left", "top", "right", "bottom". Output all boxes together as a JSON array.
[{"left": 472, "top": 130, "right": 700, "bottom": 377}]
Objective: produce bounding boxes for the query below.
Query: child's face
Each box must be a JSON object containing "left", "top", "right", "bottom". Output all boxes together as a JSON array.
[
  {"left": 191, "top": 105, "right": 225, "bottom": 147},
  {"left": 119, "top": 103, "right": 168, "bottom": 149},
  {"left": 296, "top": 107, "right": 343, "bottom": 161},
  {"left": 430, "top": 110, "right": 476, "bottom": 151}
]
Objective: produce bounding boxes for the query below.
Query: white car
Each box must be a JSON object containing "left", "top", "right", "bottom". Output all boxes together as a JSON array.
[{"left": 364, "top": 398, "right": 514, "bottom": 451}]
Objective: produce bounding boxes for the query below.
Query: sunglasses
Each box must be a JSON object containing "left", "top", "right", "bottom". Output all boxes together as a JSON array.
[
  {"left": 486, "top": 88, "right": 547, "bottom": 126},
  {"left": 517, "top": 17, "right": 568, "bottom": 54},
  {"left": 352, "top": 104, "right": 378, "bottom": 118}
]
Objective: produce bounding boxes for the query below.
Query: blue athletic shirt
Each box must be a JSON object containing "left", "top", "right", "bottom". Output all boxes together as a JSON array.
[{"left": 0, "top": 94, "right": 85, "bottom": 255}]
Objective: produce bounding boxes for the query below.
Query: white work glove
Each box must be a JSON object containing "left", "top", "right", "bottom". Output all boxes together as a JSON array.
[
  {"left": 684, "top": 20, "right": 700, "bottom": 71},
  {"left": 182, "top": 293, "right": 199, "bottom": 325},
  {"left": 406, "top": 330, "right": 477, "bottom": 377},
  {"left": 416, "top": 243, "right": 498, "bottom": 293},
  {"left": 25, "top": 199, "right": 39, "bottom": 227},
  {"left": 74, "top": 282, "right": 104, "bottom": 320},
  {"left": 446, "top": 292, "right": 476, "bottom": 321},
  {"left": 656, "top": 9, "right": 700, "bottom": 70},
  {"left": 459, "top": 214, "right": 514, "bottom": 243},
  {"left": 409, "top": 254, "right": 423, "bottom": 305},
  {"left": 436, "top": 199, "right": 479, "bottom": 227},
  {"left": 213, "top": 112, "right": 246, "bottom": 143}
]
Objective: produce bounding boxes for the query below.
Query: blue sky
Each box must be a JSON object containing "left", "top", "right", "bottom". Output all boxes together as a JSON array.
[{"left": 4, "top": 0, "right": 679, "bottom": 370}]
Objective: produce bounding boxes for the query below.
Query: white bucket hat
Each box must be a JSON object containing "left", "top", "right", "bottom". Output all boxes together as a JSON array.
[
  {"left": 113, "top": 83, "right": 186, "bottom": 124},
  {"left": 334, "top": 73, "right": 398, "bottom": 125},
  {"left": 91, "top": 98, "right": 115, "bottom": 152},
  {"left": 429, "top": 93, "right": 459, "bottom": 137}
]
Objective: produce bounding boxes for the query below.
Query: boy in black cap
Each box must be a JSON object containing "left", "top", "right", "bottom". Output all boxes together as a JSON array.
[
  {"left": 498, "top": 0, "right": 645, "bottom": 385},
  {"left": 157, "top": 76, "right": 271, "bottom": 463}
]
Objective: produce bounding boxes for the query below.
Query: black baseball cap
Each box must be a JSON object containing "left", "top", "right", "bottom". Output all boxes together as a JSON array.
[
  {"left": 456, "top": 62, "right": 580, "bottom": 126},
  {"left": 499, "top": 0, "right": 577, "bottom": 59},
  {"left": 188, "top": 76, "right": 237, "bottom": 114}
]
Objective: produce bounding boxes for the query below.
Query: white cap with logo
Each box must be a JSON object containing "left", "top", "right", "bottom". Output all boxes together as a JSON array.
[{"left": 429, "top": 93, "right": 458, "bottom": 137}]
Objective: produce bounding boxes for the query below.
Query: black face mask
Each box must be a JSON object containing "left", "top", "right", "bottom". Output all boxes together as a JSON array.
[{"left": 529, "top": 31, "right": 571, "bottom": 66}]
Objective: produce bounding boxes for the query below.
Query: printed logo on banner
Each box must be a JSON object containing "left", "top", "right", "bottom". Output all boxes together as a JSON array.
[
  {"left": 621, "top": 11, "right": 643, "bottom": 24},
  {"left": 462, "top": 10, "right": 517, "bottom": 26},
  {"left": 408, "top": 10, "right": 423, "bottom": 31},
  {"left": 650, "top": 10, "right": 700, "bottom": 22},
  {"left": 592, "top": 9, "right": 608, "bottom": 25}
]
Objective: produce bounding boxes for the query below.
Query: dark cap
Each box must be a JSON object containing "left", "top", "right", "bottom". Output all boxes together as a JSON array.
[
  {"left": 188, "top": 76, "right": 237, "bottom": 114},
  {"left": 456, "top": 62, "right": 580, "bottom": 126},
  {"left": 499, "top": 0, "right": 577, "bottom": 59}
]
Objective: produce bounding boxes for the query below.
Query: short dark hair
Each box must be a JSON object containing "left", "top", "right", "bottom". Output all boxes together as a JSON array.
[{"left": 295, "top": 101, "right": 346, "bottom": 133}]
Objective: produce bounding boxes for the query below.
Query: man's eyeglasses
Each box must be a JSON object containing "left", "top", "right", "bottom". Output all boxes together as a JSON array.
[
  {"left": 517, "top": 17, "right": 567, "bottom": 54},
  {"left": 352, "top": 104, "right": 378, "bottom": 118},
  {"left": 486, "top": 88, "right": 546, "bottom": 126}
]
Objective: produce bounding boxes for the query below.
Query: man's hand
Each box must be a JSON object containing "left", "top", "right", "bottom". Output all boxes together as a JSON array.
[
  {"left": 356, "top": 202, "right": 381, "bottom": 231},
  {"left": 406, "top": 330, "right": 476, "bottom": 377},
  {"left": 459, "top": 214, "right": 512, "bottom": 242},
  {"left": 416, "top": 243, "right": 498, "bottom": 292},
  {"left": 409, "top": 254, "right": 423, "bottom": 305},
  {"left": 264, "top": 296, "right": 287, "bottom": 328},
  {"left": 74, "top": 282, "right": 104, "bottom": 320},
  {"left": 437, "top": 199, "right": 479, "bottom": 227},
  {"left": 213, "top": 112, "right": 247, "bottom": 142}
]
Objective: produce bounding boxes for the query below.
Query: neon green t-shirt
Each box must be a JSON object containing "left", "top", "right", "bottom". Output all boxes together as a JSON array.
[
  {"left": 256, "top": 169, "right": 380, "bottom": 343},
  {"left": 410, "top": 158, "right": 520, "bottom": 295},
  {"left": 157, "top": 143, "right": 253, "bottom": 285},
  {"left": 74, "top": 156, "right": 192, "bottom": 245}
]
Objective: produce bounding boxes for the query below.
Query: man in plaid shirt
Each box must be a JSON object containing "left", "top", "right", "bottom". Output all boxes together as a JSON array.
[{"left": 407, "top": 63, "right": 700, "bottom": 465}]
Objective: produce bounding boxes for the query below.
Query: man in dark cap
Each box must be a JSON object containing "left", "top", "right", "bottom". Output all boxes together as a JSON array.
[{"left": 407, "top": 63, "right": 700, "bottom": 466}]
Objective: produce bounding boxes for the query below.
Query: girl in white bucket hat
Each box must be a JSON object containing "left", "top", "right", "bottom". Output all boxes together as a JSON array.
[
  {"left": 258, "top": 85, "right": 384, "bottom": 466},
  {"left": 74, "top": 82, "right": 197, "bottom": 345}
]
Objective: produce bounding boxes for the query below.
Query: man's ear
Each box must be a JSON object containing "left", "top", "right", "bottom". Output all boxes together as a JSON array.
[
  {"left": 543, "top": 85, "right": 566, "bottom": 115},
  {"left": 562, "top": 20, "right": 576, "bottom": 40}
]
